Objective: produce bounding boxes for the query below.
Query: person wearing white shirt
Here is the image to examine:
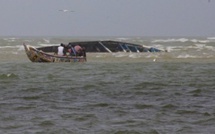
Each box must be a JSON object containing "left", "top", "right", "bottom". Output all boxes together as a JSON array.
[{"left": 57, "top": 43, "right": 65, "bottom": 56}]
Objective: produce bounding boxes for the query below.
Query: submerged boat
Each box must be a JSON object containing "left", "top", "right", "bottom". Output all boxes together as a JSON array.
[
  {"left": 37, "top": 40, "right": 164, "bottom": 53},
  {"left": 23, "top": 43, "right": 87, "bottom": 63}
]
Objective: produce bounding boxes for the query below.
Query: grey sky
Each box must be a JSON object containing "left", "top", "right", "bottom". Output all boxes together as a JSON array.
[{"left": 0, "top": 0, "right": 214, "bottom": 37}]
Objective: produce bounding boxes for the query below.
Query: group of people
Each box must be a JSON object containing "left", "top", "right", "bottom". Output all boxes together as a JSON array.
[{"left": 57, "top": 43, "right": 85, "bottom": 57}]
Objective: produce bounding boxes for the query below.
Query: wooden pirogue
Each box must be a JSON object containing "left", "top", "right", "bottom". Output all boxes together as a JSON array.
[{"left": 23, "top": 43, "right": 87, "bottom": 63}]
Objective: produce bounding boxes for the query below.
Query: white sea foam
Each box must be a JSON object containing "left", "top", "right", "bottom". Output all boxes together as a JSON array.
[
  {"left": 152, "top": 38, "right": 211, "bottom": 44},
  {"left": 195, "top": 44, "right": 206, "bottom": 48},
  {"left": 162, "top": 43, "right": 215, "bottom": 53},
  {"left": 205, "top": 46, "right": 215, "bottom": 51},
  {"left": 112, "top": 53, "right": 127, "bottom": 57},
  {"left": 18, "top": 46, "right": 25, "bottom": 51},
  {"left": 39, "top": 44, "right": 59, "bottom": 47},
  {"left": 207, "top": 37, "right": 215, "bottom": 40},
  {"left": 165, "top": 46, "right": 184, "bottom": 52},
  {"left": 151, "top": 44, "right": 166, "bottom": 51},
  {"left": 3, "top": 38, "right": 19, "bottom": 42},
  {"left": 116, "top": 37, "right": 130, "bottom": 41},
  {"left": 43, "top": 39, "right": 50, "bottom": 43},
  {"left": 128, "top": 53, "right": 141, "bottom": 58},
  {"left": 193, "top": 44, "right": 215, "bottom": 51},
  {"left": 190, "top": 39, "right": 209, "bottom": 43},
  {"left": 0, "top": 46, "right": 12, "bottom": 49},
  {"left": 152, "top": 38, "right": 189, "bottom": 43},
  {"left": 182, "top": 44, "right": 206, "bottom": 50},
  {"left": 177, "top": 54, "right": 197, "bottom": 58},
  {"left": 0, "top": 45, "right": 24, "bottom": 49}
]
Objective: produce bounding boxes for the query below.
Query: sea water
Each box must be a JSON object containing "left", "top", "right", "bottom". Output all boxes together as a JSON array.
[{"left": 0, "top": 36, "right": 215, "bottom": 133}]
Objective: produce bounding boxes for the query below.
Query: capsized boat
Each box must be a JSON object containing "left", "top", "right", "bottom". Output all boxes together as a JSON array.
[
  {"left": 37, "top": 40, "right": 164, "bottom": 53},
  {"left": 23, "top": 43, "right": 87, "bottom": 63}
]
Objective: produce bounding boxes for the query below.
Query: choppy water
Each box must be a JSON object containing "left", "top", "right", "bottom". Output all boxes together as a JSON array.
[{"left": 0, "top": 37, "right": 215, "bottom": 133}]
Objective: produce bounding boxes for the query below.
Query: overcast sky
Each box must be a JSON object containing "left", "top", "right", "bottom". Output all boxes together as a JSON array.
[{"left": 0, "top": 0, "right": 214, "bottom": 37}]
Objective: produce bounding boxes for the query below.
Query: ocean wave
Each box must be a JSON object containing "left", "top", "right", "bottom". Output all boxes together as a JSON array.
[
  {"left": 0, "top": 45, "right": 25, "bottom": 51},
  {"left": 112, "top": 53, "right": 128, "bottom": 57},
  {"left": 128, "top": 53, "right": 142, "bottom": 58},
  {"left": 152, "top": 38, "right": 212, "bottom": 43},
  {"left": 116, "top": 37, "right": 130, "bottom": 41},
  {"left": 39, "top": 44, "right": 59, "bottom": 47},
  {"left": 207, "top": 37, "right": 215, "bottom": 40},
  {"left": 177, "top": 54, "right": 203, "bottom": 59},
  {"left": 164, "top": 44, "right": 215, "bottom": 52},
  {"left": 152, "top": 38, "right": 189, "bottom": 43},
  {"left": 3, "top": 38, "right": 19, "bottom": 42},
  {"left": 190, "top": 39, "right": 209, "bottom": 43},
  {"left": 43, "top": 39, "right": 50, "bottom": 43}
]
